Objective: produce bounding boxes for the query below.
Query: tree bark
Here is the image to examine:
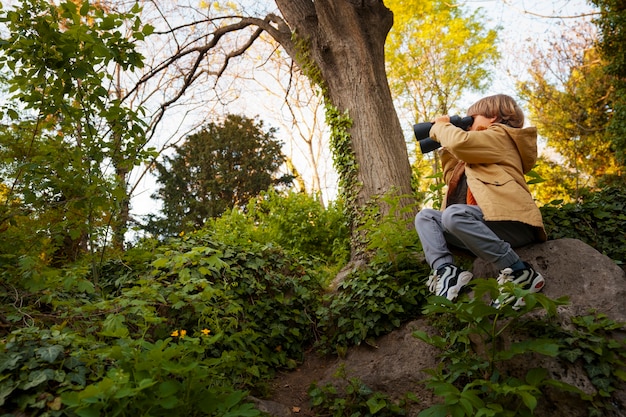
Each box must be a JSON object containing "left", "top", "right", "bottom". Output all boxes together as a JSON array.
[{"left": 273, "top": 0, "right": 414, "bottom": 211}]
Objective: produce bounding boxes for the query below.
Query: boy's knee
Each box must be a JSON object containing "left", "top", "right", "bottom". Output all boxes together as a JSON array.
[
  {"left": 416, "top": 208, "right": 436, "bottom": 219},
  {"left": 441, "top": 205, "right": 476, "bottom": 231},
  {"left": 414, "top": 208, "right": 439, "bottom": 229}
]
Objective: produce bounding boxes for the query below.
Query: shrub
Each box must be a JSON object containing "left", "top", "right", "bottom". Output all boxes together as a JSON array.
[
  {"left": 315, "top": 193, "right": 431, "bottom": 355},
  {"left": 207, "top": 189, "right": 350, "bottom": 267},
  {"left": 415, "top": 279, "right": 626, "bottom": 417},
  {"left": 0, "top": 229, "right": 328, "bottom": 416},
  {"left": 1, "top": 325, "right": 261, "bottom": 417},
  {"left": 541, "top": 185, "right": 626, "bottom": 265}
]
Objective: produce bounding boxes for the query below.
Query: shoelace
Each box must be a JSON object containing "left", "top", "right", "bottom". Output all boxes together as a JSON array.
[
  {"left": 496, "top": 267, "right": 514, "bottom": 286},
  {"left": 427, "top": 273, "right": 439, "bottom": 293}
]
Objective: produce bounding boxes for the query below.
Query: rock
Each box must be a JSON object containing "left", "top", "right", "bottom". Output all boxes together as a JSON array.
[
  {"left": 472, "top": 238, "right": 626, "bottom": 322},
  {"left": 471, "top": 238, "right": 626, "bottom": 417},
  {"left": 268, "top": 239, "right": 626, "bottom": 417},
  {"left": 314, "top": 319, "right": 440, "bottom": 409},
  {"left": 248, "top": 396, "right": 293, "bottom": 417},
  {"left": 268, "top": 319, "right": 441, "bottom": 416}
]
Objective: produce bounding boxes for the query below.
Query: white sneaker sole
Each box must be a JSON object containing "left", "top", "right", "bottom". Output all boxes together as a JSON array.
[{"left": 443, "top": 271, "right": 473, "bottom": 301}]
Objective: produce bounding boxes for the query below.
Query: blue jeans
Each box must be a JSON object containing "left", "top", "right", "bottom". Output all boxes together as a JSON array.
[{"left": 414, "top": 205, "right": 536, "bottom": 271}]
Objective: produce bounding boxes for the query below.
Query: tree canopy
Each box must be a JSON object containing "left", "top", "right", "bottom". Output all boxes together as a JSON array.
[
  {"left": 590, "top": 0, "right": 626, "bottom": 164},
  {"left": 0, "top": 0, "right": 619, "bottom": 260},
  {"left": 519, "top": 21, "right": 622, "bottom": 202},
  {"left": 0, "top": 0, "right": 153, "bottom": 263},
  {"left": 384, "top": 0, "right": 499, "bottom": 208},
  {"left": 385, "top": 0, "right": 499, "bottom": 121},
  {"left": 149, "top": 114, "right": 292, "bottom": 236}
]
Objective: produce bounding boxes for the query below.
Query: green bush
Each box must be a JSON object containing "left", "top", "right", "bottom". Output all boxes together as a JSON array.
[
  {"left": 10, "top": 185, "right": 626, "bottom": 416},
  {"left": 0, "top": 229, "right": 328, "bottom": 416},
  {"left": 415, "top": 279, "right": 626, "bottom": 417},
  {"left": 541, "top": 185, "right": 626, "bottom": 265},
  {"left": 315, "top": 266, "right": 425, "bottom": 356},
  {"left": 141, "top": 232, "right": 325, "bottom": 367},
  {"left": 207, "top": 189, "right": 350, "bottom": 267},
  {"left": 1, "top": 190, "right": 431, "bottom": 416},
  {"left": 1, "top": 325, "right": 260, "bottom": 417},
  {"left": 315, "top": 193, "right": 431, "bottom": 355}
]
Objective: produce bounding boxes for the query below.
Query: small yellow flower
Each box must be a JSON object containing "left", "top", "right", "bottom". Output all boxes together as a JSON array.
[
  {"left": 179, "top": 329, "right": 187, "bottom": 338},
  {"left": 201, "top": 328, "right": 211, "bottom": 336},
  {"left": 171, "top": 330, "right": 179, "bottom": 337}
]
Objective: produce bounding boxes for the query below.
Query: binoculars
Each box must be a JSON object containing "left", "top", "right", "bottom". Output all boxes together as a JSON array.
[{"left": 413, "top": 115, "right": 474, "bottom": 153}]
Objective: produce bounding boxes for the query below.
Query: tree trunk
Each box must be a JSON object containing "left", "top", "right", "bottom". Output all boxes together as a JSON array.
[
  {"left": 112, "top": 165, "right": 129, "bottom": 251},
  {"left": 273, "top": 0, "right": 414, "bottom": 253}
]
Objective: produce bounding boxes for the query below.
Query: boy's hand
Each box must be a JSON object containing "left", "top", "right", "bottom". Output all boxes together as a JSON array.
[{"left": 433, "top": 115, "right": 450, "bottom": 124}]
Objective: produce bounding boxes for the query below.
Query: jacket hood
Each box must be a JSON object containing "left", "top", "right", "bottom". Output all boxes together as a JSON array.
[{"left": 499, "top": 124, "right": 538, "bottom": 173}]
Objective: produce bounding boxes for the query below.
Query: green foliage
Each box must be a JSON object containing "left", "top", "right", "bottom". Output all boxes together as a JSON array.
[
  {"left": 139, "top": 231, "right": 325, "bottom": 366},
  {"left": 308, "top": 366, "right": 417, "bottom": 417},
  {"left": 415, "top": 279, "right": 626, "bottom": 416},
  {"left": 1, "top": 191, "right": 429, "bottom": 415},
  {"left": 360, "top": 193, "right": 421, "bottom": 268},
  {"left": 529, "top": 156, "right": 578, "bottom": 205},
  {"left": 413, "top": 170, "right": 445, "bottom": 210},
  {"left": 315, "top": 195, "right": 430, "bottom": 355},
  {"left": 207, "top": 189, "right": 350, "bottom": 267},
  {"left": 0, "top": 0, "right": 154, "bottom": 268},
  {"left": 590, "top": 0, "right": 626, "bottom": 164},
  {"left": 518, "top": 21, "right": 620, "bottom": 200},
  {"left": 315, "top": 267, "right": 425, "bottom": 356},
  {"left": 207, "top": 191, "right": 428, "bottom": 355},
  {"left": 0, "top": 226, "right": 328, "bottom": 416},
  {"left": 1, "top": 325, "right": 260, "bottom": 417},
  {"left": 386, "top": 0, "right": 499, "bottom": 120},
  {"left": 540, "top": 185, "right": 626, "bottom": 264},
  {"left": 326, "top": 104, "right": 359, "bottom": 228},
  {"left": 148, "top": 114, "right": 293, "bottom": 236},
  {"left": 560, "top": 314, "right": 626, "bottom": 401},
  {"left": 4, "top": 166, "right": 626, "bottom": 417}
]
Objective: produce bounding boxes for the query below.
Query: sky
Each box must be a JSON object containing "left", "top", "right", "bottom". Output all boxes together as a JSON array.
[
  {"left": 463, "top": 0, "right": 596, "bottom": 96},
  {"left": 127, "top": 0, "right": 598, "bottom": 230}
]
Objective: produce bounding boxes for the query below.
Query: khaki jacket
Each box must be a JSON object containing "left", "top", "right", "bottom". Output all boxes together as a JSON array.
[{"left": 430, "top": 122, "right": 547, "bottom": 242}]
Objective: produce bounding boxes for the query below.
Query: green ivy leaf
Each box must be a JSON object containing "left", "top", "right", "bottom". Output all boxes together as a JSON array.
[
  {"left": 75, "top": 406, "right": 101, "bottom": 417},
  {"left": 100, "top": 314, "right": 129, "bottom": 338},
  {"left": 0, "top": 381, "right": 17, "bottom": 406},
  {"left": 366, "top": 396, "right": 387, "bottom": 414},
  {"left": 418, "top": 404, "right": 449, "bottom": 417},
  {"left": 525, "top": 368, "right": 548, "bottom": 386},
  {"left": 152, "top": 257, "right": 169, "bottom": 269},
  {"left": 23, "top": 369, "right": 53, "bottom": 389},
  {"left": 36, "top": 345, "right": 64, "bottom": 363},
  {"left": 519, "top": 391, "right": 538, "bottom": 411}
]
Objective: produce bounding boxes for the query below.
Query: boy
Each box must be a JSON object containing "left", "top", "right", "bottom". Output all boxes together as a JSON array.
[{"left": 414, "top": 94, "right": 546, "bottom": 307}]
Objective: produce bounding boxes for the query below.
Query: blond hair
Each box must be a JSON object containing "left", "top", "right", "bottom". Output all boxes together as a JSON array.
[{"left": 467, "top": 94, "right": 525, "bottom": 128}]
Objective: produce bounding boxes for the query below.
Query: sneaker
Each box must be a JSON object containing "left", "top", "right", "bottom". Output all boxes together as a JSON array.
[
  {"left": 427, "top": 264, "right": 473, "bottom": 301},
  {"left": 491, "top": 262, "right": 545, "bottom": 309}
]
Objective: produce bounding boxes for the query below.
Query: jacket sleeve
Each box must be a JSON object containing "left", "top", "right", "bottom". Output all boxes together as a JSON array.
[
  {"left": 430, "top": 123, "right": 516, "bottom": 165},
  {"left": 440, "top": 149, "right": 458, "bottom": 184}
]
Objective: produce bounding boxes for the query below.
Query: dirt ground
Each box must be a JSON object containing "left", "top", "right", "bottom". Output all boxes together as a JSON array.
[{"left": 267, "top": 351, "right": 337, "bottom": 416}]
